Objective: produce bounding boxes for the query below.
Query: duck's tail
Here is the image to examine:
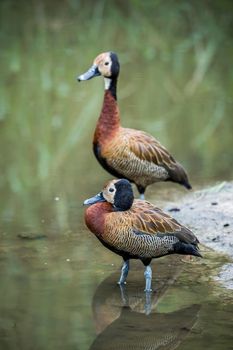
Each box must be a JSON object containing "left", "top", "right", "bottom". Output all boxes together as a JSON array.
[{"left": 164, "top": 161, "right": 192, "bottom": 190}]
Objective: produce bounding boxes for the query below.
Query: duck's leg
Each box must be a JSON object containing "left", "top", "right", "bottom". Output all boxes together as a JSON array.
[
  {"left": 119, "top": 284, "right": 129, "bottom": 306},
  {"left": 117, "top": 259, "right": 130, "bottom": 285},
  {"left": 136, "top": 185, "right": 145, "bottom": 200},
  {"left": 144, "top": 265, "right": 152, "bottom": 292},
  {"left": 144, "top": 291, "right": 152, "bottom": 315},
  {"left": 142, "top": 259, "right": 152, "bottom": 292}
]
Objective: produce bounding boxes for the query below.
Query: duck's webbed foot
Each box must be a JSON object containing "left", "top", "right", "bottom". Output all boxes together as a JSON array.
[
  {"left": 144, "top": 265, "right": 152, "bottom": 292},
  {"left": 117, "top": 260, "right": 130, "bottom": 285}
]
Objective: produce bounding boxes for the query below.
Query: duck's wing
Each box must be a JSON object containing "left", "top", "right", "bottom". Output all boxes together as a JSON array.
[
  {"left": 126, "top": 129, "right": 191, "bottom": 188},
  {"left": 127, "top": 129, "right": 176, "bottom": 165},
  {"left": 129, "top": 200, "right": 198, "bottom": 245}
]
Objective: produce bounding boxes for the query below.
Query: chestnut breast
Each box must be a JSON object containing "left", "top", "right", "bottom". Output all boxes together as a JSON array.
[{"left": 85, "top": 202, "right": 113, "bottom": 238}]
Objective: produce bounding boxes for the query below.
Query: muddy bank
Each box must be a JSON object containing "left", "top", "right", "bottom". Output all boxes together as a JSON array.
[{"left": 163, "top": 182, "right": 233, "bottom": 288}]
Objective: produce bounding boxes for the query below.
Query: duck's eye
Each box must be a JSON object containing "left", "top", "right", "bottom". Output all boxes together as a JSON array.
[
  {"left": 109, "top": 188, "right": 114, "bottom": 193},
  {"left": 104, "top": 62, "right": 109, "bottom": 66}
]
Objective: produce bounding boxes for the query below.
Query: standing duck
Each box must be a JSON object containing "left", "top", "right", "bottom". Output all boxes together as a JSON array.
[
  {"left": 78, "top": 52, "right": 192, "bottom": 199},
  {"left": 84, "top": 179, "right": 201, "bottom": 292}
]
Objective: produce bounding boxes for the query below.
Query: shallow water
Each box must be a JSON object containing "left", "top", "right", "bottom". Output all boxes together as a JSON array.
[
  {"left": 1, "top": 1, "right": 233, "bottom": 349},
  {"left": 1, "top": 196, "right": 233, "bottom": 350}
]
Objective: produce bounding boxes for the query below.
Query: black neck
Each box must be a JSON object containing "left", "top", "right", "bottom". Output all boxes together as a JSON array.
[{"left": 108, "top": 77, "right": 117, "bottom": 100}]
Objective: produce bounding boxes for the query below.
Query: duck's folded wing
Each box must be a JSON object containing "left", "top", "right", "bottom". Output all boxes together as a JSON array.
[
  {"left": 127, "top": 130, "right": 190, "bottom": 186},
  {"left": 130, "top": 201, "right": 198, "bottom": 245},
  {"left": 128, "top": 130, "right": 176, "bottom": 165}
]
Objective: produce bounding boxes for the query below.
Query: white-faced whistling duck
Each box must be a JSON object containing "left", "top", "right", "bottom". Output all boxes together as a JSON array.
[
  {"left": 78, "top": 52, "right": 192, "bottom": 199},
  {"left": 84, "top": 179, "right": 202, "bottom": 292}
]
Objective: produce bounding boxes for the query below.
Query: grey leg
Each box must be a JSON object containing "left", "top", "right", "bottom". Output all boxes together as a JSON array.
[
  {"left": 140, "top": 193, "right": 145, "bottom": 200},
  {"left": 117, "top": 260, "right": 130, "bottom": 285},
  {"left": 119, "top": 284, "right": 129, "bottom": 306},
  {"left": 144, "top": 291, "right": 152, "bottom": 315},
  {"left": 144, "top": 265, "right": 152, "bottom": 292}
]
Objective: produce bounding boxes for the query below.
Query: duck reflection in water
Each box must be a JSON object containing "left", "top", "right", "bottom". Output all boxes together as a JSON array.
[{"left": 89, "top": 259, "right": 200, "bottom": 350}]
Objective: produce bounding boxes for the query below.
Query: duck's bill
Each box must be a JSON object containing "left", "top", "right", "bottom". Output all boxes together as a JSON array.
[
  {"left": 77, "top": 65, "right": 100, "bottom": 82},
  {"left": 83, "top": 192, "right": 106, "bottom": 206}
]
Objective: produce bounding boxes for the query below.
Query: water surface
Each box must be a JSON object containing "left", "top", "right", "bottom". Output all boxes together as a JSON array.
[{"left": 1, "top": 195, "right": 233, "bottom": 350}]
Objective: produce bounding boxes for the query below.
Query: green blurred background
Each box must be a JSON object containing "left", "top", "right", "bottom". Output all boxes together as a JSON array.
[
  {"left": 1, "top": 0, "right": 233, "bottom": 205},
  {"left": 0, "top": 1, "right": 233, "bottom": 349}
]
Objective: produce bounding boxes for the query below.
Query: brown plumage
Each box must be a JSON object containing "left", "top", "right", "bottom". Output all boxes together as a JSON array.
[
  {"left": 84, "top": 179, "right": 201, "bottom": 292},
  {"left": 78, "top": 51, "right": 192, "bottom": 198}
]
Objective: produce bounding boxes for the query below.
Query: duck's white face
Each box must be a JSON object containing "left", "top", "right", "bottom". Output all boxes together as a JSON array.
[
  {"left": 102, "top": 179, "right": 134, "bottom": 210},
  {"left": 102, "top": 179, "right": 118, "bottom": 203},
  {"left": 83, "top": 179, "right": 134, "bottom": 211},
  {"left": 77, "top": 51, "right": 119, "bottom": 85},
  {"left": 93, "top": 52, "right": 112, "bottom": 78}
]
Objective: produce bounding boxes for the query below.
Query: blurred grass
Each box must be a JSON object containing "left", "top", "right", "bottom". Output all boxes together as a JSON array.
[{"left": 0, "top": 0, "right": 233, "bottom": 228}]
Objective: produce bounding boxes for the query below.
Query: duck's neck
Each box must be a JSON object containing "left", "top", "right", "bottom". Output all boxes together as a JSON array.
[
  {"left": 94, "top": 78, "right": 120, "bottom": 144},
  {"left": 104, "top": 77, "right": 117, "bottom": 100}
]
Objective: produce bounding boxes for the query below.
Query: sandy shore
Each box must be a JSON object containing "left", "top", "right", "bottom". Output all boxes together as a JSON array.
[{"left": 164, "top": 182, "right": 233, "bottom": 289}]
